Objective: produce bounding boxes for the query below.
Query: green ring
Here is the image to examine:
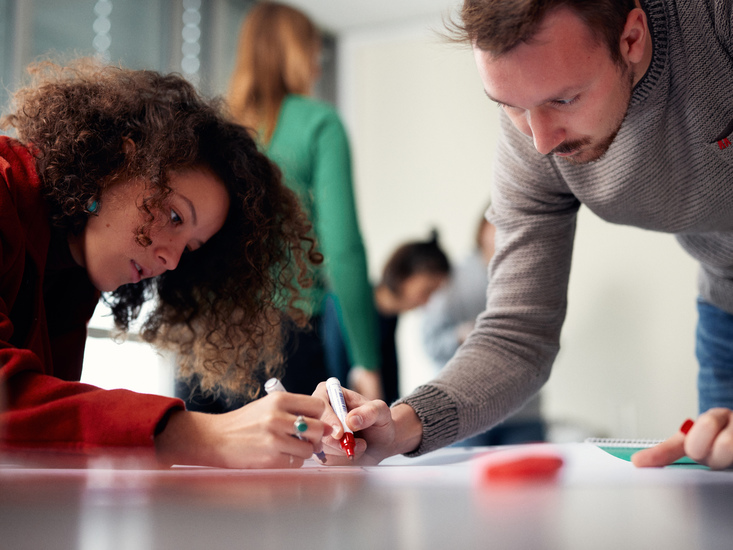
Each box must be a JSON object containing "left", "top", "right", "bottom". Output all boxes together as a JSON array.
[{"left": 295, "top": 417, "right": 308, "bottom": 433}]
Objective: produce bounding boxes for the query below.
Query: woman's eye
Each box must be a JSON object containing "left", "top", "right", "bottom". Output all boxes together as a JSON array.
[{"left": 170, "top": 209, "right": 182, "bottom": 225}]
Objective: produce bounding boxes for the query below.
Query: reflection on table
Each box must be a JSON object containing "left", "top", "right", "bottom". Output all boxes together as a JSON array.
[{"left": 2, "top": 443, "right": 733, "bottom": 550}]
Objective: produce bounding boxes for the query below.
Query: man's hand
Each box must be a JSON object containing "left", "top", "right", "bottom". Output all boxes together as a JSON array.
[{"left": 314, "top": 382, "right": 423, "bottom": 465}]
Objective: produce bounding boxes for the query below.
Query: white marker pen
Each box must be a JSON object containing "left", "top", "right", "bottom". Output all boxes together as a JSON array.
[
  {"left": 326, "top": 377, "right": 355, "bottom": 459},
  {"left": 264, "top": 377, "right": 286, "bottom": 394}
]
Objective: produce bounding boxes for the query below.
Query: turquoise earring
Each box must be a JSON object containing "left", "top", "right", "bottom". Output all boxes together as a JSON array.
[{"left": 86, "top": 198, "right": 99, "bottom": 214}]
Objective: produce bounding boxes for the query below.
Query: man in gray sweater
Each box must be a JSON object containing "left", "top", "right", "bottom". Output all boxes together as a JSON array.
[{"left": 319, "top": 0, "right": 733, "bottom": 469}]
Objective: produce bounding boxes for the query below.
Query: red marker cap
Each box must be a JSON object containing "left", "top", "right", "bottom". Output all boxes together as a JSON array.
[{"left": 340, "top": 432, "right": 356, "bottom": 459}]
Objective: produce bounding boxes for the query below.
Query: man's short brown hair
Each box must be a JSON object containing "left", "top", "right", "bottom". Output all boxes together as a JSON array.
[{"left": 450, "top": 0, "right": 637, "bottom": 65}]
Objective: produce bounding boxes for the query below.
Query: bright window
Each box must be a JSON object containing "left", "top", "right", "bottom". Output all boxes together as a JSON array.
[{"left": 82, "top": 302, "right": 176, "bottom": 397}]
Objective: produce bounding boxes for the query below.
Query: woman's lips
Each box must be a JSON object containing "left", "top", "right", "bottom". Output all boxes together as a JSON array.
[{"left": 130, "top": 260, "right": 143, "bottom": 284}]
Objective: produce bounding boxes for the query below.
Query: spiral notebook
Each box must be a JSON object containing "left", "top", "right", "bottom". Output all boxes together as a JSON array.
[{"left": 585, "top": 437, "right": 701, "bottom": 466}]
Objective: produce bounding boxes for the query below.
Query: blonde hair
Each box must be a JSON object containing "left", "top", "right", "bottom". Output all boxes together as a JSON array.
[{"left": 227, "top": 2, "right": 321, "bottom": 143}]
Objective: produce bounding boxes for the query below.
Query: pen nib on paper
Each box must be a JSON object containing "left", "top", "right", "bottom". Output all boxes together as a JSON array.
[{"left": 340, "top": 432, "right": 356, "bottom": 459}]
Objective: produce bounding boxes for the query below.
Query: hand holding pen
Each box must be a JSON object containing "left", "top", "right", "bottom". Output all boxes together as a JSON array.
[
  {"left": 157, "top": 387, "right": 329, "bottom": 469},
  {"left": 326, "top": 377, "right": 356, "bottom": 459},
  {"left": 314, "top": 378, "right": 400, "bottom": 465},
  {"left": 265, "top": 378, "right": 327, "bottom": 463}
]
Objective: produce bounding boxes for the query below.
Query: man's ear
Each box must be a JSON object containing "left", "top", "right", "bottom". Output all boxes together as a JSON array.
[{"left": 620, "top": 7, "right": 649, "bottom": 64}]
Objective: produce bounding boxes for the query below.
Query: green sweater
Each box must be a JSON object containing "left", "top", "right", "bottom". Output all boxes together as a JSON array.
[
  {"left": 267, "top": 94, "right": 380, "bottom": 370},
  {"left": 400, "top": 0, "right": 733, "bottom": 455}
]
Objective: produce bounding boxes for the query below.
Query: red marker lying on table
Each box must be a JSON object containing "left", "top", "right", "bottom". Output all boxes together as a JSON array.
[
  {"left": 476, "top": 449, "right": 564, "bottom": 484},
  {"left": 326, "top": 377, "right": 356, "bottom": 459}
]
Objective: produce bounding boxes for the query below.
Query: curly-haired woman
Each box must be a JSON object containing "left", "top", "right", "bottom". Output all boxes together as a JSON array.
[{"left": 0, "top": 59, "right": 330, "bottom": 468}]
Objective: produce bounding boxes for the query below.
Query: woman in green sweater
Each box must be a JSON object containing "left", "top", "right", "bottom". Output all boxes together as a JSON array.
[{"left": 223, "top": 2, "right": 382, "bottom": 400}]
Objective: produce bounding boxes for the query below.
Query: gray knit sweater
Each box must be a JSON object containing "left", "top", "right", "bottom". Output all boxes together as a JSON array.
[{"left": 400, "top": 0, "right": 733, "bottom": 455}]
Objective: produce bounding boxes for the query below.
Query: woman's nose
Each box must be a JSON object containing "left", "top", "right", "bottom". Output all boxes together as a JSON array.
[{"left": 155, "top": 239, "right": 186, "bottom": 271}]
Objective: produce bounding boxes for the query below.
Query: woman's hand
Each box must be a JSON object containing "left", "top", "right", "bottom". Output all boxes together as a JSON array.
[
  {"left": 313, "top": 382, "right": 423, "bottom": 465},
  {"left": 155, "top": 392, "right": 330, "bottom": 468},
  {"left": 632, "top": 408, "right": 733, "bottom": 470}
]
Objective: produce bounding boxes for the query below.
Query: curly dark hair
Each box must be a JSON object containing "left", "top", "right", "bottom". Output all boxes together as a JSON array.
[{"left": 1, "top": 58, "right": 322, "bottom": 400}]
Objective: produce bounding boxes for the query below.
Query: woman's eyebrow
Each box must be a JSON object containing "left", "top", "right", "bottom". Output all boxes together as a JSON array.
[{"left": 179, "top": 193, "right": 197, "bottom": 225}]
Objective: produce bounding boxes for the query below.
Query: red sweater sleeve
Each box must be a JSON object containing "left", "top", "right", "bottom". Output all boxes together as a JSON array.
[{"left": 0, "top": 137, "right": 184, "bottom": 453}]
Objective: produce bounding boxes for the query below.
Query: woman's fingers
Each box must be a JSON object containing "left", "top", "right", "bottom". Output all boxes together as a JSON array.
[
  {"left": 232, "top": 393, "right": 331, "bottom": 464},
  {"left": 687, "top": 408, "right": 733, "bottom": 469},
  {"left": 632, "top": 418, "right": 693, "bottom": 467},
  {"left": 267, "top": 391, "right": 326, "bottom": 419},
  {"left": 633, "top": 409, "right": 733, "bottom": 470},
  {"left": 631, "top": 433, "right": 686, "bottom": 467}
]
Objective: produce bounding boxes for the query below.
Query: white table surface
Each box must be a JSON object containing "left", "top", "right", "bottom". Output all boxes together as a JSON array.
[{"left": 1, "top": 442, "right": 732, "bottom": 550}]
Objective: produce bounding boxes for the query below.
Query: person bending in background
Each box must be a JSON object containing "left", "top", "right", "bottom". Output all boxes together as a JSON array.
[
  {"left": 422, "top": 207, "right": 545, "bottom": 445},
  {"left": 324, "top": 232, "right": 450, "bottom": 404},
  {"left": 0, "top": 59, "right": 330, "bottom": 468},
  {"left": 195, "top": 1, "right": 381, "bottom": 404}
]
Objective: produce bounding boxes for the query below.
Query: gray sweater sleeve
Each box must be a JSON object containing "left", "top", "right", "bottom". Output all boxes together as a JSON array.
[{"left": 397, "top": 113, "right": 580, "bottom": 455}]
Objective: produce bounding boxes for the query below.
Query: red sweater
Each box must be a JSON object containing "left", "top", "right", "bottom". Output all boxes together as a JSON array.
[{"left": 0, "top": 136, "right": 184, "bottom": 453}]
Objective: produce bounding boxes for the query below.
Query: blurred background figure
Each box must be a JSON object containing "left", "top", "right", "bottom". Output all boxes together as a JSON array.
[
  {"left": 177, "top": 1, "right": 382, "bottom": 411},
  {"left": 324, "top": 231, "right": 450, "bottom": 404},
  {"left": 422, "top": 205, "right": 546, "bottom": 445}
]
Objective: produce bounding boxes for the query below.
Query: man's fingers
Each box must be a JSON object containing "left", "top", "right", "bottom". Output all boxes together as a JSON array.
[
  {"left": 320, "top": 384, "right": 387, "bottom": 435},
  {"left": 341, "top": 386, "right": 372, "bottom": 408},
  {"left": 346, "top": 399, "right": 390, "bottom": 432}
]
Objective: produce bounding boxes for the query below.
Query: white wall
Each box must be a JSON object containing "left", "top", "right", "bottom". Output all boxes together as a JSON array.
[{"left": 338, "top": 17, "right": 700, "bottom": 440}]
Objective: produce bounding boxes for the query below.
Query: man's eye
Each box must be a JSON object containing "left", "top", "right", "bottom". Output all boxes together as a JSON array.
[{"left": 551, "top": 96, "right": 579, "bottom": 107}]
